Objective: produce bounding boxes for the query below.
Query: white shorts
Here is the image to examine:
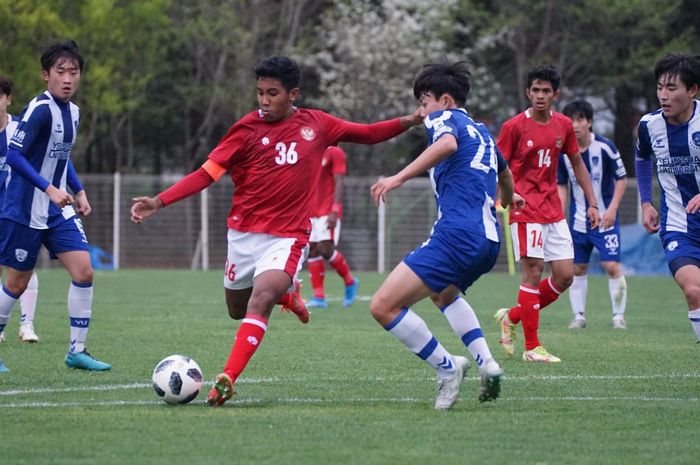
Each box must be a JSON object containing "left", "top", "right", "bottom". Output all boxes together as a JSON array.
[
  {"left": 223, "top": 230, "right": 309, "bottom": 290},
  {"left": 309, "top": 216, "right": 341, "bottom": 245},
  {"left": 511, "top": 220, "right": 574, "bottom": 262}
]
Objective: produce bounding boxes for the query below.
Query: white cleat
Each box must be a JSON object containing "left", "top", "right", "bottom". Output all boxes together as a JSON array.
[
  {"left": 612, "top": 317, "right": 627, "bottom": 329},
  {"left": 568, "top": 317, "right": 587, "bottom": 329},
  {"left": 522, "top": 346, "right": 561, "bottom": 363},
  {"left": 18, "top": 322, "right": 39, "bottom": 343},
  {"left": 435, "top": 356, "right": 470, "bottom": 410},
  {"left": 495, "top": 308, "right": 515, "bottom": 356},
  {"left": 478, "top": 359, "right": 503, "bottom": 403}
]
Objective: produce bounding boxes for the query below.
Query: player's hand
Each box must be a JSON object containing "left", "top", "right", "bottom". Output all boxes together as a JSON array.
[
  {"left": 686, "top": 194, "right": 700, "bottom": 214},
  {"left": 46, "top": 185, "right": 75, "bottom": 209},
  {"left": 510, "top": 193, "right": 526, "bottom": 211},
  {"left": 400, "top": 108, "right": 424, "bottom": 128},
  {"left": 370, "top": 175, "right": 403, "bottom": 206},
  {"left": 326, "top": 211, "right": 338, "bottom": 229},
  {"left": 131, "top": 196, "right": 162, "bottom": 223},
  {"left": 641, "top": 203, "right": 660, "bottom": 234},
  {"left": 587, "top": 206, "right": 601, "bottom": 229},
  {"left": 73, "top": 191, "right": 92, "bottom": 217},
  {"left": 600, "top": 207, "right": 616, "bottom": 230}
]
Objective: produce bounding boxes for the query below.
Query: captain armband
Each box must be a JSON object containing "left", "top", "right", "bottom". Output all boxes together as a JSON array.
[{"left": 201, "top": 159, "right": 227, "bottom": 181}]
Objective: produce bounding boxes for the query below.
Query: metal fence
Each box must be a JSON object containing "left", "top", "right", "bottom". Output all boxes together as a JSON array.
[{"left": 36, "top": 174, "right": 644, "bottom": 273}]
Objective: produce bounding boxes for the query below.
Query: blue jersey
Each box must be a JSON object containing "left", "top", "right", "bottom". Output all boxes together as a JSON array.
[
  {"left": 423, "top": 108, "right": 500, "bottom": 242},
  {"left": 1, "top": 91, "right": 79, "bottom": 229},
  {"left": 636, "top": 101, "right": 700, "bottom": 239},
  {"left": 0, "top": 114, "right": 19, "bottom": 199},
  {"left": 558, "top": 133, "right": 627, "bottom": 233}
]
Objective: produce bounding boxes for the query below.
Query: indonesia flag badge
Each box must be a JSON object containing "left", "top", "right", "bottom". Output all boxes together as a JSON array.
[{"left": 300, "top": 127, "right": 315, "bottom": 141}]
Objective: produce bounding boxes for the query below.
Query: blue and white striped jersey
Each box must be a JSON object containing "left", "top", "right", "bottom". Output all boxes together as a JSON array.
[
  {"left": 636, "top": 101, "right": 700, "bottom": 238},
  {"left": 558, "top": 133, "right": 627, "bottom": 233},
  {"left": 424, "top": 108, "right": 501, "bottom": 242},
  {"left": 1, "top": 91, "right": 78, "bottom": 229},
  {"left": 0, "top": 114, "right": 19, "bottom": 197}
]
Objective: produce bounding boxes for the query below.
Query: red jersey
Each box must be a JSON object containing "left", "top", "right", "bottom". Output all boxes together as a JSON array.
[
  {"left": 312, "top": 146, "right": 347, "bottom": 217},
  {"left": 497, "top": 109, "right": 579, "bottom": 223},
  {"left": 206, "top": 108, "right": 403, "bottom": 239}
]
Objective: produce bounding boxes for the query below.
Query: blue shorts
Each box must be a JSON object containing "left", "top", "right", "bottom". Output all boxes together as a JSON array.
[
  {"left": 660, "top": 231, "right": 700, "bottom": 275},
  {"left": 0, "top": 216, "right": 89, "bottom": 271},
  {"left": 403, "top": 229, "right": 500, "bottom": 293},
  {"left": 572, "top": 225, "right": 621, "bottom": 264}
]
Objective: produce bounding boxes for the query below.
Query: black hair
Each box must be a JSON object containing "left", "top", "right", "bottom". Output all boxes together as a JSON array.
[
  {"left": 526, "top": 64, "right": 561, "bottom": 91},
  {"left": 0, "top": 76, "right": 13, "bottom": 96},
  {"left": 654, "top": 53, "right": 700, "bottom": 90},
  {"left": 562, "top": 100, "right": 593, "bottom": 122},
  {"left": 40, "top": 39, "right": 84, "bottom": 72},
  {"left": 254, "top": 56, "right": 301, "bottom": 92},
  {"left": 412, "top": 61, "right": 471, "bottom": 107}
]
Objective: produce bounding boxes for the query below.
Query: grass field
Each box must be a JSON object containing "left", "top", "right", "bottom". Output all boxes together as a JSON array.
[{"left": 0, "top": 269, "right": 698, "bottom": 465}]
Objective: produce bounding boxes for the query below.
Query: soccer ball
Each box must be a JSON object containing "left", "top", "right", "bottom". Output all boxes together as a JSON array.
[{"left": 152, "top": 355, "right": 203, "bottom": 405}]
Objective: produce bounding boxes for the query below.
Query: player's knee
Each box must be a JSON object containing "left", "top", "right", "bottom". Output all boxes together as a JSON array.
[
  {"left": 369, "top": 294, "right": 389, "bottom": 321},
  {"left": 72, "top": 267, "right": 93, "bottom": 284},
  {"left": 226, "top": 304, "right": 246, "bottom": 320},
  {"left": 555, "top": 273, "right": 574, "bottom": 291}
]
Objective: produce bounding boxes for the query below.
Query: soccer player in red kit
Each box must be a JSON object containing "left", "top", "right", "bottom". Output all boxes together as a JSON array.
[
  {"left": 130, "top": 56, "right": 421, "bottom": 406},
  {"left": 306, "top": 145, "right": 359, "bottom": 309},
  {"left": 495, "top": 65, "right": 600, "bottom": 363}
]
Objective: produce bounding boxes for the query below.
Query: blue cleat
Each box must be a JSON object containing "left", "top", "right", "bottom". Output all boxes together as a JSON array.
[
  {"left": 65, "top": 350, "right": 111, "bottom": 371},
  {"left": 343, "top": 279, "right": 359, "bottom": 307},
  {"left": 0, "top": 359, "right": 9, "bottom": 373},
  {"left": 306, "top": 297, "right": 328, "bottom": 309}
]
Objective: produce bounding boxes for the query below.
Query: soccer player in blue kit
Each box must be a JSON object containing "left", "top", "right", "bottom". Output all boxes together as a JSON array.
[
  {"left": 558, "top": 100, "right": 628, "bottom": 330},
  {"left": 0, "top": 40, "right": 110, "bottom": 371},
  {"left": 370, "top": 61, "right": 523, "bottom": 409},
  {"left": 636, "top": 53, "right": 700, "bottom": 343}
]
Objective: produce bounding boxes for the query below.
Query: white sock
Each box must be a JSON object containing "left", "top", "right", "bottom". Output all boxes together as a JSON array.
[
  {"left": 688, "top": 308, "right": 700, "bottom": 341},
  {"left": 68, "top": 282, "right": 93, "bottom": 354},
  {"left": 19, "top": 272, "right": 39, "bottom": 324},
  {"left": 385, "top": 308, "right": 456, "bottom": 377},
  {"left": 569, "top": 275, "right": 588, "bottom": 319},
  {"left": 0, "top": 286, "right": 19, "bottom": 333},
  {"left": 441, "top": 297, "right": 493, "bottom": 369},
  {"left": 608, "top": 275, "right": 627, "bottom": 318}
]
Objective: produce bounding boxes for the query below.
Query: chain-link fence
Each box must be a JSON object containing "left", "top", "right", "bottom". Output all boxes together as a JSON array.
[{"left": 36, "top": 174, "right": 643, "bottom": 273}]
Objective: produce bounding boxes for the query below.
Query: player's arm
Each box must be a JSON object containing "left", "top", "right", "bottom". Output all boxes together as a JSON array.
[
  {"left": 567, "top": 151, "right": 601, "bottom": 229},
  {"left": 130, "top": 161, "right": 222, "bottom": 224},
  {"left": 557, "top": 184, "right": 568, "bottom": 216},
  {"left": 5, "top": 146, "right": 74, "bottom": 208},
  {"left": 635, "top": 120, "right": 659, "bottom": 233},
  {"left": 327, "top": 172, "right": 344, "bottom": 229},
  {"left": 326, "top": 109, "right": 422, "bottom": 146},
  {"left": 601, "top": 177, "right": 627, "bottom": 229},
  {"left": 371, "top": 134, "right": 456, "bottom": 205},
  {"left": 556, "top": 154, "right": 569, "bottom": 216},
  {"left": 67, "top": 159, "right": 91, "bottom": 216}
]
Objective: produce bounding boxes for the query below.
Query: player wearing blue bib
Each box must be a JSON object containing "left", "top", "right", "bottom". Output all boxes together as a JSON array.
[
  {"left": 0, "top": 76, "right": 41, "bottom": 349},
  {"left": 0, "top": 41, "right": 110, "bottom": 371},
  {"left": 370, "top": 61, "right": 524, "bottom": 409},
  {"left": 636, "top": 53, "right": 700, "bottom": 343},
  {"left": 558, "top": 100, "right": 628, "bottom": 330}
]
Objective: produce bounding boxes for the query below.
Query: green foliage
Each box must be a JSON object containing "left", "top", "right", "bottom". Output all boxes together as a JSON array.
[{"left": 0, "top": 270, "right": 698, "bottom": 464}]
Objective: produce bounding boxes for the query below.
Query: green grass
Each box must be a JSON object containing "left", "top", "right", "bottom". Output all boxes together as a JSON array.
[{"left": 0, "top": 269, "right": 698, "bottom": 465}]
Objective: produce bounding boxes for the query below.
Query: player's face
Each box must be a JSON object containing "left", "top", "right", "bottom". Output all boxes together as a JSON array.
[
  {"left": 43, "top": 58, "right": 81, "bottom": 102},
  {"left": 0, "top": 93, "right": 11, "bottom": 115},
  {"left": 657, "top": 73, "right": 699, "bottom": 125},
  {"left": 256, "top": 77, "right": 299, "bottom": 123},
  {"left": 570, "top": 116, "right": 592, "bottom": 142},
  {"left": 525, "top": 79, "right": 559, "bottom": 112},
  {"left": 418, "top": 92, "right": 448, "bottom": 118}
]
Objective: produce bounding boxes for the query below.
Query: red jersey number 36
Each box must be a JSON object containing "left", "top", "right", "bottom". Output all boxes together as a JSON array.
[{"left": 275, "top": 142, "right": 298, "bottom": 165}]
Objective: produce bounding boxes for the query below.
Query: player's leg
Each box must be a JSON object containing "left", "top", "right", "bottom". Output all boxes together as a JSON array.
[
  {"left": 371, "top": 262, "right": 467, "bottom": 410},
  {"left": 325, "top": 220, "right": 358, "bottom": 307},
  {"left": 0, "top": 267, "right": 34, "bottom": 364},
  {"left": 18, "top": 272, "right": 39, "bottom": 342},
  {"left": 672, "top": 261, "right": 700, "bottom": 342},
  {"left": 539, "top": 221, "right": 575, "bottom": 310},
  {"left": 568, "top": 230, "right": 593, "bottom": 329},
  {"left": 602, "top": 261, "right": 627, "bottom": 328},
  {"left": 306, "top": 240, "right": 328, "bottom": 308},
  {"left": 0, "top": 265, "right": 4, "bottom": 343}
]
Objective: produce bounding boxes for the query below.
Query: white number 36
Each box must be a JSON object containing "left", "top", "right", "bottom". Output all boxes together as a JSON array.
[{"left": 274, "top": 142, "right": 299, "bottom": 165}]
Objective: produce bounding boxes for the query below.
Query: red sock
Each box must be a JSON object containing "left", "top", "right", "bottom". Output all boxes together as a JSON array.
[
  {"left": 512, "top": 285, "right": 541, "bottom": 350},
  {"left": 223, "top": 314, "right": 268, "bottom": 383},
  {"left": 307, "top": 257, "right": 326, "bottom": 298},
  {"left": 538, "top": 276, "right": 564, "bottom": 310},
  {"left": 329, "top": 251, "right": 354, "bottom": 285}
]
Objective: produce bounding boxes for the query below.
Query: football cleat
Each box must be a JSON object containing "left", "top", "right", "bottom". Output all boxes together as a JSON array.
[
  {"left": 435, "top": 355, "right": 470, "bottom": 410},
  {"left": 522, "top": 346, "right": 561, "bottom": 363},
  {"left": 280, "top": 281, "right": 310, "bottom": 324},
  {"left": 612, "top": 316, "right": 627, "bottom": 329},
  {"left": 65, "top": 350, "right": 112, "bottom": 371},
  {"left": 343, "top": 279, "right": 359, "bottom": 307},
  {"left": 207, "top": 373, "right": 235, "bottom": 407},
  {"left": 0, "top": 330, "right": 5, "bottom": 343},
  {"left": 306, "top": 297, "right": 328, "bottom": 309},
  {"left": 495, "top": 308, "right": 515, "bottom": 356},
  {"left": 568, "top": 318, "right": 587, "bottom": 329},
  {"left": 478, "top": 359, "right": 503, "bottom": 403},
  {"left": 19, "top": 322, "right": 39, "bottom": 342},
  {"left": 0, "top": 359, "right": 8, "bottom": 373}
]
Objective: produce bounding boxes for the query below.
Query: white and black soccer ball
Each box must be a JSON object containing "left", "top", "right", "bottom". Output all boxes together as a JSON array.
[{"left": 152, "top": 355, "right": 203, "bottom": 405}]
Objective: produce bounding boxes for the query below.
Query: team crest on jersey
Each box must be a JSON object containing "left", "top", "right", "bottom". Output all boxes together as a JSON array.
[
  {"left": 300, "top": 127, "right": 315, "bottom": 141},
  {"left": 555, "top": 138, "right": 563, "bottom": 148},
  {"left": 262, "top": 137, "right": 270, "bottom": 146},
  {"left": 691, "top": 132, "right": 700, "bottom": 147},
  {"left": 591, "top": 156, "right": 600, "bottom": 166},
  {"left": 12, "top": 130, "right": 26, "bottom": 145},
  {"left": 527, "top": 140, "right": 533, "bottom": 148},
  {"left": 14, "top": 249, "right": 28, "bottom": 262}
]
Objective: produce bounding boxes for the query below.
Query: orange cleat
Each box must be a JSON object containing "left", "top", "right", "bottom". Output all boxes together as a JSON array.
[
  {"left": 207, "top": 373, "right": 235, "bottom": 407},
  {"left": 279, "top": 281, "right": 310, "bottom": 324}
]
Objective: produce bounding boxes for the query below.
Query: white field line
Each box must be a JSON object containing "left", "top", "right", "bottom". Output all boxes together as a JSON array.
[{"left": 0, "top": 372, "right": 698, "bottom": 398}]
